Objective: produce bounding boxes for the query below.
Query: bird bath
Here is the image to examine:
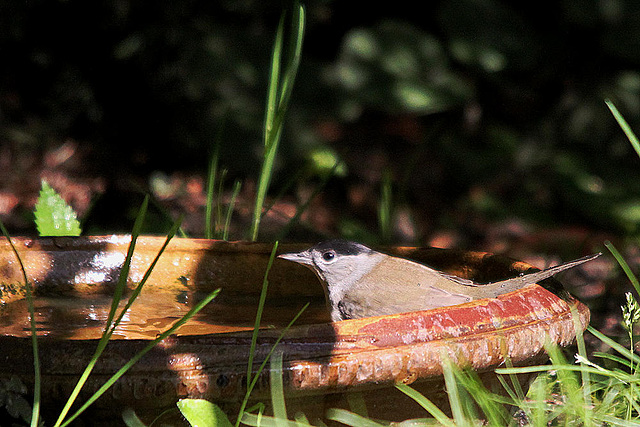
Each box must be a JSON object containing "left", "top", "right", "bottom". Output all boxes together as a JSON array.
[{"left": 0, "top": 236, "right": 590, "bottom": 423}]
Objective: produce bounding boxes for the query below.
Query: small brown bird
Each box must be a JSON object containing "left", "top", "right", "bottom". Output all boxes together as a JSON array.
[{"left": 279, "top": 240, "right": 600, "bottom": 321}]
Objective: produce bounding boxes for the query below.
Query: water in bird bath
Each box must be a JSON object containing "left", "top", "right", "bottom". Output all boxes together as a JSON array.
[{"left": 0, "top": 290, "right": 328, "bottom": 340}]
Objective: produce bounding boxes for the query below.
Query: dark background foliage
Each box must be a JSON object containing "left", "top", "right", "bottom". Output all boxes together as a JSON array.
[{"left": 1, "top": 0, "right": 640, "bottom": 251}]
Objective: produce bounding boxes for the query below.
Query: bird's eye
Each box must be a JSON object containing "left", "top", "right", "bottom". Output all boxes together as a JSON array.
[{"left": 322, "top": 251, "right": 335, "bottom": 262}]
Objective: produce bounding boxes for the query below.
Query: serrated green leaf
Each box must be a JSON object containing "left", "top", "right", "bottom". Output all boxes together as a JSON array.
[
  {"left": 33, "top": 180, "right": 81, "bottom": 236},
  {"left": 177, "top": 399, "right": 233, "bottom": 427}
]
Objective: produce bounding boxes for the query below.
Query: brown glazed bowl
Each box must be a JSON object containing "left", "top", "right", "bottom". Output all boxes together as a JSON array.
[{"left": 0, "top": 236, "right": 589, "bottom": 422}]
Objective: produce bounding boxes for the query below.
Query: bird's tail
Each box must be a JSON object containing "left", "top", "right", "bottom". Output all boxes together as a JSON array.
[{"left": 466, "top": 253, "right": 601, "bottom": 299}]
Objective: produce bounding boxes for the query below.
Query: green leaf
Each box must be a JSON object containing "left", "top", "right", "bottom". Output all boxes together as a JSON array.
[
  {"left": 33, "top": 180, "right": 81, "bottom": 236},
  {"left": 177, "top": 399, "right": 233, "bottom": 427}
]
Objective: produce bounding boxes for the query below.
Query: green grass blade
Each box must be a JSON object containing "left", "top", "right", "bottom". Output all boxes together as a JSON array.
[
  {"left": 454, "top": 368, "right": 509, "bottom": 426},
  {"left": 237, "top": 302, "right": 309, "bottom": 427},
  {"left": 250, "top": 2, "right": 305, "bottom": 241},
  {"left": 529, "top": 373, "right": 551, "bottom": 427},
  {"left": 346, "top": 392, "right": 368, "bottom": 419},
  {"left": 54, "top": 196, "right": 149, "bottom": 427},
  {"left": 264, "top": 13, "right": 284, "bottom": 141},
  {"left": 378, "top": 169, "right": 393, "bottom": 243},
  {"left": 109, "top": 215, "right": 183, "bottom": 336},
  {"left": 605, "top": 99, "right": 640, "bottom": 159},
  {"left": 502, "top": 355, "right": 525, "bottom": 402},
  {"left": 260, "top": 167, "right": 307, "bottom": 220},
  {"left": 593, "top": 351, "right": 634, "bottom": 369},
  {"left": 572, "top": 306, "right": 593, "bottom": 427},
  {"left": 394, "top": 383, "right": 455, "bottom": 427},
  {"left": 0, "top": 221, "right": 41, "bottom": 427},
  {"left": 215, "top": 169, "right": 228, "bottom": 237},
  {"left": 205, "top": 141, "right": 220, "bottom": 240},
  {"left": 498, "top": 364, "right": 636, "bottom": 384},
  {"left": 606, "top": 241, "right": 640, "bottom": 296},
  {"left": 589, "top": 326, "right": 640, "bottom": 366},
  {"left": 277, "top": 2, "right": 305, "bottom": 110},
  {"left": 246, "top": 242, "right": 279, "bottom": 386},
  {"left": 60, "top": 289, "right": 220, "bottom": 427},
  {"left": 223, "top": 180, "right": 242, "bottom": 241},
  {"left": 325, "top": 408, "right": 384, "bottom": 427},
  {"left": 249, "top": 11, "right": 285, "bottom": 242},
  {"left": 293, "top": 412, "right": 311, "bottom": 425},
  {"left": 205, "top": 109, "right": 229, "bottom": 239},
  {"left": 441, "top": 357, "right": 465, "bottom": 425},
  {"left": 270, "top": 350, "right": 287, "bottom": 427},
  {"left": 242, "top": 413, "right": 309, "bottom": 427},
  {"left": 236, "top": 241, "right": 309, "bottom": 427},
  {"left": 105, "top": 195, "right": 149, "bottom": 331},
  {"left": 128, "top": 182, "right": 188, "bottom": 238}
]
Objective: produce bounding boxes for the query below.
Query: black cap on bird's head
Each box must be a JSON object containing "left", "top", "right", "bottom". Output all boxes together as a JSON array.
[
  {"left": 311, "top": 240, "right": 372, "bottom": 256},
  {"left": 278, "top": 240, "right": 371, "bottom": 263}
]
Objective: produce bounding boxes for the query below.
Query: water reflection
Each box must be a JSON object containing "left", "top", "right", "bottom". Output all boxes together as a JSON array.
[{"left": 0, "top": 290, "right": 328, "bottom": 340}]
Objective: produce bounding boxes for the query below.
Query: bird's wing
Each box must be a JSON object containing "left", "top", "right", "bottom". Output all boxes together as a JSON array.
[{"left": 344, "top": 258, "right": 473, "bottom": 317}]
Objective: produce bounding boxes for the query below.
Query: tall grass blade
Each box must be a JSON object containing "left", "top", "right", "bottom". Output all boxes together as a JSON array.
[
  {"left": 205, "top": 109, "right": 228, "bottom": 239},
  {"left": 237, "top": 302, "right": 309, "bottom": 427},
  {"left": 105, "top": 195, "right": 149, "bottom": 331},
  {"left": 346, "top": 392, "right": 368, "bottom": 419},
  {"left": 242, "top": 413, "right": 310, "bottom": 427},
  {"left": 606, "top": 241, "right": 640, "bottom": 296},
  {"left": 236, "top": 239, "right": 309, "bottom": 427},
  {"left": 53, "top": 195, "right": 150, "bottom": 427},
  {"left": 325, "top": 408, "right": 384, "bottom": 427},
  {"left": 571, "top": 306, "right": 593, "bottom": 426},
  {"left": 205, "top": 142, "right": 219, "bottom": 239},
  {"left": 60, "top": 289, "right": 220, "bottom": 427},
  {"left": 216, "top": 169, "right": 228, "bottom": 237},
  {"left": 247, "top": 242, "right": 279, "bottom": 386},
  {"left": 270, "top": 350, "right": 288, "bottom": 427},
  {"left": 250, "top": 2, "right": 305, "bottom": 241},
  {"left": 395, "top": 384, "right": 455, "bottom": 427},
  {"left": 593, "top": 351, "right": 635, "bottom": 369},
  {"left": 293, "top": 412, "right": 311, "bottom": 425},
  {"left": 109, "top": 215, "right": 183, "bottom": 336},
  {"left": 502, "top": 355, "right": 525, "bottom": 402},
  {"left": 453, "top": 368, "right": 510, "bottom": 426},
  {"left": 378, "top": 169, "right": 393, "bottom": 243},
  {"left": 546, "top": 342, "right": 591, "bottom": 424},
  {"left": 250, "top": 12, "right": 286, "bottom": 242},
  {"left": 589, "top": 326, "right": 640, "bottom": 366},
  {"left": 223, "top": 180, "right": 242, "bottom": 241},
  {"left": 528, "top": 373, "right": 551, "bottom": 427},
  {"left": 0, "top": 221, "right": 41, "bottom": 427},
  {"left": 441, "top": 355, "right": 465, "bottom": 425},
  {"left": 605, "top": 99, "right": 640, "bottom": 159}
]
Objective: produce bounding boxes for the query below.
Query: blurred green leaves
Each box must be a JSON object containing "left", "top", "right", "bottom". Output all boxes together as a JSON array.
[
  {"left": 438, "top": 0, "right": 541, "bottom": 72},
  {"left": 330, "top": 20, "right": 474, "bottom": 117}
]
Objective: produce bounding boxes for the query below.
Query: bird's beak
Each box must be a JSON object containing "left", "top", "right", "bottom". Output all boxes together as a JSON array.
[{"left": 278, "top": 250, "right": 314, "bottom": 266}]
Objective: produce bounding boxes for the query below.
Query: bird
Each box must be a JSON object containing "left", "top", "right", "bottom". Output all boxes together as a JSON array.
[{"left": 278, "top": 240, "right": 600, "bottom": 322}]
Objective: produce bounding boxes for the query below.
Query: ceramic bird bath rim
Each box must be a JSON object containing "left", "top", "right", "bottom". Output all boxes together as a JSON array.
[{"left": 0, "top": 236, "right": 590, "bottom": 412}]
